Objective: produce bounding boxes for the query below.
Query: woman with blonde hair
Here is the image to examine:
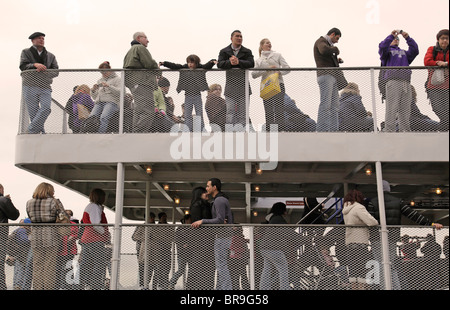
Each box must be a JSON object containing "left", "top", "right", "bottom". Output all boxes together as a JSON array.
[
  {"left": 338, "top": 82, "right": 374, "bottom": 132},
  {"left": 26, "top": 182, "right": 66, "bottom": 290},
  {"left": 252, "top": 38, "right": 290, "bottom": 131},
  {"left": 66, "top": 84, "right": 94, "bottom": 133},
  {"left": 205, "top": 84, "right": 227, "bottom": 131}
]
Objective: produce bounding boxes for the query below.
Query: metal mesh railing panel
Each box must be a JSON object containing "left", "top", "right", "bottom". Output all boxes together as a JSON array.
[
  {"left": 2, "top": 224, "right": 448, "bottom": 290},
  {"left": 19, "top": 67, "right": 448, "bottom": 135}
]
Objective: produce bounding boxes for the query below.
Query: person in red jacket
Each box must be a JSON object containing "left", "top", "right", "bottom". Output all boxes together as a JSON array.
[
  {"left": 80, "top": 188, "right": 110, "bottom": 290},
  {"left": 424, "top": 29, "right": 449, "bottom": 131}
]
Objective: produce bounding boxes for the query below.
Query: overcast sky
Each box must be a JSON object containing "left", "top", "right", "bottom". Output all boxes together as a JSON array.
[{"left": 0, "top": 0, "right": 448, "bottom": 223}]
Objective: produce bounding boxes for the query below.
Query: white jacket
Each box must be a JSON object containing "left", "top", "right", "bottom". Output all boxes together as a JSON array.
[
  {"left": 252, "top": 50, "right": 290, "bottom": 84},
  {"left": 91, "top": 72, "right": 121, "bottom": 105},
  {"left": 343, "top": 202, "right": 378, "bottom": 245}
]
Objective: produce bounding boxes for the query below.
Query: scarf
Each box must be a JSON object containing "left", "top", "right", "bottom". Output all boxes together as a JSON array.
[{"left": 29, "top": 46, "right": 48, "bottom": 66}]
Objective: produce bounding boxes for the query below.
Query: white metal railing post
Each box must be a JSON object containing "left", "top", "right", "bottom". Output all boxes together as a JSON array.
[
  {"left": 110, "top": 162, "right": 125, "bottom": 290},
  {"left": 370, "top": 68, "right": 379, "bottom": 133},
  {"left": 375, "top": 161, "right": 393, "bottom": 290},
  {"left": 245, "top": 70, "right": 250, "bottom": 132},
  {"left": 118, "top": 69, "right": 125, "bottom": 134},
  {"left": 248, "top": 225, "right": 255, "bottom": 290}
]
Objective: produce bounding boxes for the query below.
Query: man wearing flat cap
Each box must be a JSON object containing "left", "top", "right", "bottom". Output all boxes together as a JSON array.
[{"left": 19, "top": 32, "right": 59, "bottom": 134}]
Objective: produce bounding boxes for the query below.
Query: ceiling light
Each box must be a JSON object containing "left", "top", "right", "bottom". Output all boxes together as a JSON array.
[{"left": 365, "top": 165, "right": 372, "bottom": 176}]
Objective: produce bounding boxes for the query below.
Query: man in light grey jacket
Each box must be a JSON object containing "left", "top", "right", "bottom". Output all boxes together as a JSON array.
[{"left": 19, "top": 32, "right": 59, "bottom": 134}]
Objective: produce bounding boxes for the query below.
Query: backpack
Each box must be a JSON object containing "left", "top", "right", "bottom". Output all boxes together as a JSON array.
[{"left": 79, "top": 115, "right": 100, "bottom": 133}]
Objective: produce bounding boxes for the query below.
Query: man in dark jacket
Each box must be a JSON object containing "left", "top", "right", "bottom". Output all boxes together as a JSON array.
[
  {"left": 0, "top": 183, "right": 20, "bottom": 290},
  {"left": 218, "top": 30, "right": 255, "bottom": 129},
  {"left": 20, "top": 32, "right": 59, "bottom": 134}
]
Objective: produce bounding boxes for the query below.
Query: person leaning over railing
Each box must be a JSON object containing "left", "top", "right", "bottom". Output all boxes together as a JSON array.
[
  {"left": 19, "top": 32, "right": 59, "bottom": 134},
  {"left": 217, "top": 30, "right": 255, "bottom": 128},
  {"left": 424, "top": 29, "right": 449, "bottom": 132},
  {"left": 160, "top": 55, "right": 217, "bottom": 132},
  {"left": 25, "top": 182, "right": 66, "bottom": 290}
]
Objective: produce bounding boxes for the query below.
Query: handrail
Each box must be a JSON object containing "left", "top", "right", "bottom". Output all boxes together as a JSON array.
[{"left": 19, "top": 65, "right": 444, "bottom": 74}]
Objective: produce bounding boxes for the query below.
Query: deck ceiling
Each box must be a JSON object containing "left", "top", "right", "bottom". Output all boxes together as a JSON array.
[{"left": 18, "top": 161, "right": 449, "bottom": 224}]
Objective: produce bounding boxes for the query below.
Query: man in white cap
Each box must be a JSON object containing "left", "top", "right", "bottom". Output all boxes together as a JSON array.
[{"left": 19, "top": 32, "right": 59, "bottom": 134}]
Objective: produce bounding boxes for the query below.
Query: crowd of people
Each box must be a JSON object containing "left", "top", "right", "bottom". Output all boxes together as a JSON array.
[
  {"left": 19, "top": 28, "right": 449, "bottom": 134},
  {"left": 1, "top": 179, "right": 447, "bottom": 290},
  {"left": 1, "top": 182, "right": 111, "bottom": 290}
]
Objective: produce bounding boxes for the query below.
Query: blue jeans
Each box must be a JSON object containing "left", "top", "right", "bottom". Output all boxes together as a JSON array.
[
  {"left": 214, "top": 238, "right": 232, "bottom": 290},
  {"left": 225, "top": 96, "right": 247, "bottom": 128},
  {"left": 90, "top": 102, "right": 119, "bottom": 133},
  {"left": 13, "top": 249, "right": 33, "bottom": 290},
  {"left": 23, "top": 86, "right": 52, "bottom": 133},
  {"left": 317, "top": 75, "right": 339, "bottom": 132},
  {"left": 184, "top": 95, "right": 204, "bottom": 131},
  {"left": 259, "top": 249, "right": 290, "bottom": 290}
]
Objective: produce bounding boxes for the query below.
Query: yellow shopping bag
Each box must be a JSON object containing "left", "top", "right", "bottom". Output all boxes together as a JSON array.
[{"left": 260, "top": 73, "right": 281, "bottom": 100}]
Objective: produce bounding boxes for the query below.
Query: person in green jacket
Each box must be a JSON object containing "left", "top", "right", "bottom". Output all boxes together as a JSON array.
[{"left": 123, "top": 32, "right": 159, "bottom": 132}]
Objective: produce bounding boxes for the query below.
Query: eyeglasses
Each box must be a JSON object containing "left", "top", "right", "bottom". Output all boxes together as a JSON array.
[{"left": 439, "top": 37, "right": 449, "bottom": 41}]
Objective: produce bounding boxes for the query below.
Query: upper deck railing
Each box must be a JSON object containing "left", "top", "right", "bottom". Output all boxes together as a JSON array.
[{"left": 19, "top": 66, "right": 449, "bottom": 135}]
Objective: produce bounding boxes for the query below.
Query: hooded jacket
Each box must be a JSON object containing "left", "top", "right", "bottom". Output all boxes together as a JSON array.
[
  {"left": 378, "top": 35, "right": 419, "bottom": 82},
  {"left": 343, "top": 201, "right": 378, "bottom": 245}
]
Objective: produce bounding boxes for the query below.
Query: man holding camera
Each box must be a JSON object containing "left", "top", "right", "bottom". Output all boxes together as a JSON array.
[{"left": 379, "top": 29, "right": 419, "bottom": 132}]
